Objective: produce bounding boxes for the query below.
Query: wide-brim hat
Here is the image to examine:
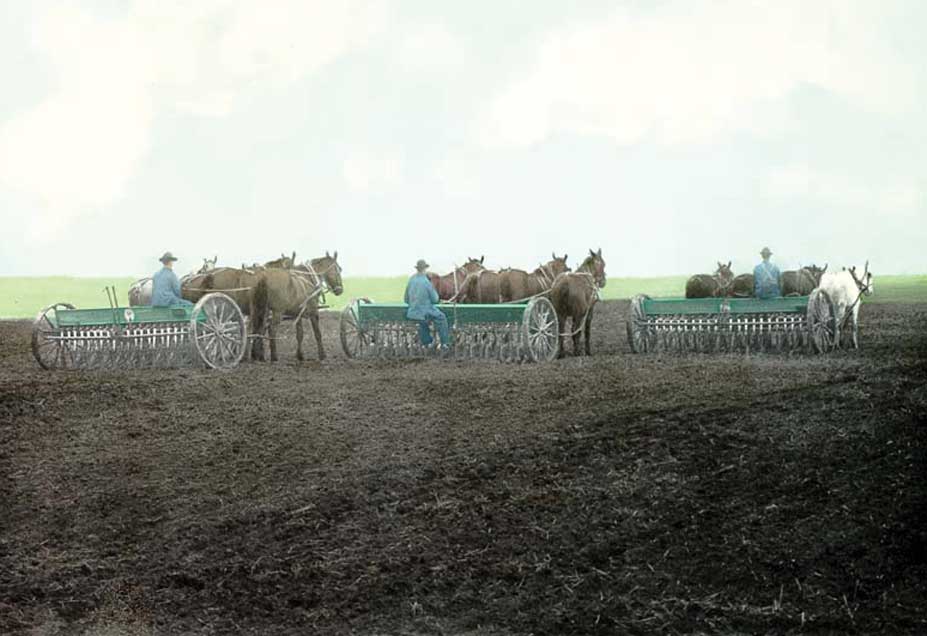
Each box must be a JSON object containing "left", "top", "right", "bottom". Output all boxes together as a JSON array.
[
  {"left": 159, "top": 251, "right": 179, "bottom": 263},
  {"left": 415, "top": 259, "right": 429, "bottom": 271},
  {"left": 760, "top": 247, "right": 773, "bottom": 257}
]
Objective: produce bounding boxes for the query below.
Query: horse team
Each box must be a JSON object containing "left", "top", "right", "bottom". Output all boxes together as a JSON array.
[
  {"left": 685, "top": 262, "right": 830, "bottom": 299},
  {"left": 685, "top": 260, "right": 874, "bottom": 349},
  {"left": 128, "top": 248, "right": 608, "bottom": 361}
]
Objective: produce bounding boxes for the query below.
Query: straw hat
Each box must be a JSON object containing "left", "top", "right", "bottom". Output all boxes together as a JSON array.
[
  {"left": 760, "top": 247, "right": 773, "bottom": 257},
  {"left": 159, "top": 251, "right": 179, "bottom": 263}
]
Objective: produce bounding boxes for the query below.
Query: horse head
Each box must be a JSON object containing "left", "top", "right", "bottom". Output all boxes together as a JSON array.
[
  {"left": 309, "top": 251, "right": 343, "bottom": 296},
  {"left": 548, "top": 252, "right": 571, "bottom": 275},
  {"left": 198, "top": 255, "right": 218, "bottom": 274},
  {"left": 715, "top": 261, "right": 734, "bottom": 284},
  {"left": 849, "top": 261, "right": 874, "bottom": 296},
  {"left": 582, "top": 248, "right": 607, "bottom": 288}
]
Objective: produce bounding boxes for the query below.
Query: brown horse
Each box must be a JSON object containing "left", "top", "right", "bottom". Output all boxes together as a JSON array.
[
  {"left": 250, "top": 252, "right": 344, "bottom": 362},
  {"left": 499, "top": 253, "right": 571, "bottom": 302},
  {"left": 453, "top": 268, "right": 505, "bottom": 303},
  {"left": 289, "top": 252, "right": 344, "bottom": 360},
  {"left": 781, "top": 264, "right": 827, "bottom": 296},
  {"left": 182, "top": 254, "right": 295, "bottom": 311},
  {"left": 427, "top": 256, "right": 485, "bottom": 300},
  {"left": 685, "top": 261, "right": 734, "bottom": 298},
  {"left": 550, "top": 248, "right": 607, "bottom": 357},
  {"left": 731, "top": 273, "right": 754, "bottom": 298}
]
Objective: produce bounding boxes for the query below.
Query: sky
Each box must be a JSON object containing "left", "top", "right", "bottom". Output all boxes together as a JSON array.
[{"left": 0, "top": 0, "right": 924, "bottom": 278}]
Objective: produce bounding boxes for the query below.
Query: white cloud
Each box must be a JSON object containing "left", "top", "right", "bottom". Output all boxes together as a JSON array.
[
  {"left": 0, "top": 1, "right": 388, "bottom": 239},
  {"left": 342, "top": 150, "right": 404, "bottom": 193},
  {"left": 765, "top": 164, "right": 923, "bottom": 219},
  {"left": 478, "top": 1, "right": 919, "bottom": 148},
  {"left": 394, "top": 22, "right": 466, "bottom": 72}
]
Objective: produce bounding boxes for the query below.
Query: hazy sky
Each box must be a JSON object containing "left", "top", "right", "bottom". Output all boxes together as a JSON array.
[{"left": 1, "top": 1, "right": 924, "bottom": 278}]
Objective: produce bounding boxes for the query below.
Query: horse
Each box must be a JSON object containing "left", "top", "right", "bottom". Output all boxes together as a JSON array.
[
  {"left": 499, "top": 253, "right": 571, "bottom": 303},
  {"left": 550, "top": 248, "right": 607, "bottom": 357},
  {"left": 818, "top": 262, "right": 874, "bottom": 349},
  {"left": 250, "top": 251, "right": 344, "bottom": 362},
  {"left": 685, "top": 261, "right": 734, "bottom": 298},
  {"left": 730, "top": 274, "right": 754, "bottom": 298},
  {"left": 453, "top": 268, "right": 506, "bottom": 303},
  {"left": 182, "top": 254, "right": 294, "bottom": 313},
  {"left": 128, "top": 255, "right": 218, "bottom": 306},
  {"left": 264, "top": 252, "right": 296, "bottom": 269},
  {"left": 426, "top": 256, "right": 485, "bottom": 300},
  {"left": 781, "top": 264, "right": 828, "bottom": 296},
  {"left": 289, "top": 252, "right": 343, "bottom": 360}
]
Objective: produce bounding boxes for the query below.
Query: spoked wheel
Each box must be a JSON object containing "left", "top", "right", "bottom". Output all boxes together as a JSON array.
[
  {"left": 191, "top": 293, "right": 247, "bottom": 370},
  {"left": 32, "top": 303, "right": 75, "bottom": 370},
  {"left": 626, "top": 294, "right": 649, "bottom": 353},
  {"left": 807, "top": 289, "right": 836, "bottom": 354},
  {"left": 340, "top": 298, "right": 372, "bottom": 359},
  {"left": 522, "top": 297, "right": 559, "bottom": 362}
]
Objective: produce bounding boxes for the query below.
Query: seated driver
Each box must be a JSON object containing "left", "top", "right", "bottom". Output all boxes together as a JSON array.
[
  {"left": 151, "top": 251, "right": 194, "bottom": 307},
  {"left": 404, "top": 259, "right": 450, "bottom": 349}
]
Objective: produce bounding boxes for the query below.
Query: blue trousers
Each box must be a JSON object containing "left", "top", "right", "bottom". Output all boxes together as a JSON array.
[{"left": 415, "top": 307, "right": 450, "bottom": 346}]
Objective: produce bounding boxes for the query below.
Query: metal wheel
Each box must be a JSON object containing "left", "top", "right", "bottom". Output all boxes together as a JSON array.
[
  {"left": 191, "top": 293, "right": 246, "bottom": 370},
  {"left": 807, "top": 289, "right": 836, "bottom": 354},
  {"left": 522, "top": 297, "right": 559, "bottom": 362},
  {"left": 626, "top": 294, "right": 649, "bottom": 353},
  {"left": 340, "top": 298, "right": 371, "bottom": 359},
  {"left": 32, "top": 303, "right": 76, "bottom": 370}
]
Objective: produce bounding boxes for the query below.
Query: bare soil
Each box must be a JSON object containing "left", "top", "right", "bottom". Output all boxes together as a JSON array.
[{"left": 1, "top": 300, "right": 925, "bottom": 635}]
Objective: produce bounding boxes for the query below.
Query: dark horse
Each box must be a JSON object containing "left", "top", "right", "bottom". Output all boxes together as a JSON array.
[
  {"left": 499, "top": 253, "right": 571, "bottom": 302},
  {"left": 781, "top": 264, "right": 827, "bottom": 296},
  {"left": 685, "top": 261, "right": 734, "bottom": 298},
  {"left": 427, "top": 257, "right": 485, "bottom": 300},
  {"left": 250, "top": 252, "right": 344, "bottom": 362},
  {"left": 550, "top": 249, "right": 606, "bottom": 357}
]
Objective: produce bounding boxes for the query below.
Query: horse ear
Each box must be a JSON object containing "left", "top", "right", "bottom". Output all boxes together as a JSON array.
[
  {"left": 598, "top": 248, "right": 602, "bottom": 257},
  {"left": 552, "top": 251, "right": 556, "bottom": 260},
  {"left": 822, "top": 263, "right": 828, "bottom": 273},
  {"left": 291, "top": 251, "right": 296, "bottom": 262},
  {"left": 333, "top": 250, "right": 338, "bottom": 260},
  {"left": 563, "top": 253, "right": 568, "bottom": 262},
  {"left": 727, "top": 260, "right": 731, "bottom": 269},
  {"left": 590, "top": 248, "right": 596, "bottom": 257},
  {"left": 480, "top": 255, "right": 484, "bottom": 264},
  {"left": 864, "top": 260, "right": 869, "bottom": 274}
]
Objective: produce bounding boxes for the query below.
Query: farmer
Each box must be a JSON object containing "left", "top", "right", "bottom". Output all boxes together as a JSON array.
[
  {"left": 151, "top": 251, "right": 193, "bottom": 307},
  {"left": 753, "top": 246, "right": 781, "bottom": 299},
  {"left": 404, "top": 259, "right": 450, "bottom": 349}
]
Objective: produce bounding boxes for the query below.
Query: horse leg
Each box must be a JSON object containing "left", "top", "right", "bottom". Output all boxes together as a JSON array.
[
  {"left": 572, "top": 311, "right": 583, "bottom": 356},
  {"left": 852, "top": 306, "right": 860, "bottom": 349},
  {"left": 296, "top": 318, "right": 304, "bottom": 362},
  {"left": 270, "top": 312, "right": 279, "bottom": 362},
  {"left": 584, "top": 305, "right": 595, "bottom": 356},
  {"left": 310, "top": 311, "right": 325, "bottom": 360},
  {"left": 556, "top": 311, "right": 568, "bottom": 358}
]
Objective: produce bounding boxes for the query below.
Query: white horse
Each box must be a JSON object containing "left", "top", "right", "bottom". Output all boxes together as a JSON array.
[
  {"left": 818, "top": 262, "right": 874, "bottom": 349},
  {"left": 128, "top": 255, "right": 218, "bottom": 306}
]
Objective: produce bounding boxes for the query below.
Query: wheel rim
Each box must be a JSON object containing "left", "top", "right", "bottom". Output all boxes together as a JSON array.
[
  {"left": 192, "top": 293, "right": 246, "bottom": 370},
  {"left": 340, "top": 304, "right": 362, "bottom": 358},
  {"left": 523, "top": 298, "right": 558, "bottom": 362},
  {"left": 809, "top": 290, "right": 835, "bottom": 354},
  {"left": 627, "top": 295, "right": 648, "bottom": 353},
  {"left": 32, "top": 303, "right": 75, "bottom": 370}
]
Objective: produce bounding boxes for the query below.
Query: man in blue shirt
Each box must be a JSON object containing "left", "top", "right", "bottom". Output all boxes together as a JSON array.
[
  {"left": 753, "top": 247, "right": 781, "bottom": 299},
  {"left": 404, "top": 259, "right": 450, "bottom": 348},
  {"left": 151, "top": 252, "right": 194, "bottom": 307}
]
